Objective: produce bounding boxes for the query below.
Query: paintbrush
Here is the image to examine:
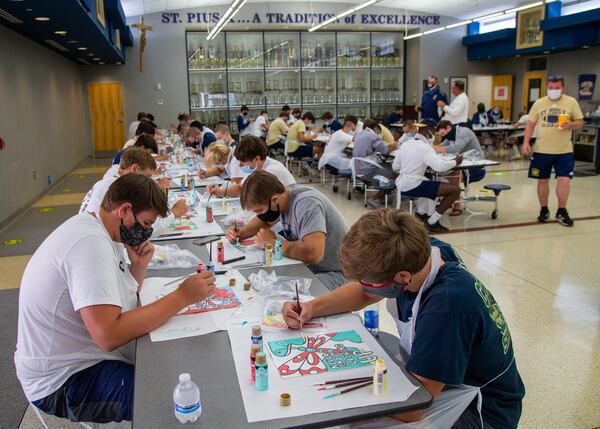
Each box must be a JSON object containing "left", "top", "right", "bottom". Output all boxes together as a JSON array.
[
  {"left": 318, "top": 379, "right": 374, "bottom": 391},
  {"left": 295, "top": 281, "right": 305, "bottom": 341},
  {"left": 312, "top": 376, "right": 372, "bottom": 386},
  {"left": 323, "top": 380, "right": 373, "bottom": 399}
]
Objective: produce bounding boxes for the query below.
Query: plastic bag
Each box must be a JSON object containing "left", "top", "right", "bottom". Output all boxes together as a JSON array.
[
  {"left": 147, "top": 244, "right": 201, "bottom": 269},
  {"left": 247, "top": 270, "right": 311, "bottom": 298},
  {"left": 223, "top": 209, "right": 255, "bottom": 226},
  {"left": 262, "top": 293, "right": 326, "bottom": 331}
]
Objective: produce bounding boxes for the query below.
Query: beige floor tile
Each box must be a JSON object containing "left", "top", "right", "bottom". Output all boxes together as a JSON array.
[
  {"left": 0, "top": 255, "right": 31, "bottom": 290},
  {"left": 32, "top": 193, "right": 87, "bottom": 208},
  {"left": 458, "top": 232, "right": 600, "bottom": 317},
  {"left": 453, "top": 250, "right": 600, "bottom": 429},
  {"left": 71, "top": 166, "right": 111, "bottom": 175}
]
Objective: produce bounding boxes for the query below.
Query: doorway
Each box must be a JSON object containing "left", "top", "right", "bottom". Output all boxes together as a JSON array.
[
  {"left": 467, "top": 74, "right": 493, "bottom": 117},
  {"left": 87, "top": 82, "right": 125, "bottom": 157},
  {"left": 522, "top": 72, "right": 546, "bottom": 113}
]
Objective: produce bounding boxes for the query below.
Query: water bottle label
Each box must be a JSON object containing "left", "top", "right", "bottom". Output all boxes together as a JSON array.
[
  {"left": 364, "top": 310, "right": 379, "bottom": 329},
  {"left": 175, "top": 401, "right": 200, "bottom": 414}
]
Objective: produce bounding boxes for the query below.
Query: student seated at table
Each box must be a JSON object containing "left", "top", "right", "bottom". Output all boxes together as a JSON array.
[
  {"left": 190, "top": 120, "right": 217, "bottom": 151},
  {"left": 288, "top": 107, "right": 302, "bottom": 125},
  {"left": 286, "top": 112, "right": 324, "bottom": 160},
  {"left": 184, "top": 126, "right": 203, "bottom": 150},
  {"left": 207, "top": 136, "right": 295, "bottom": 197},
  {"left": 318, "top": 118, "right": 357, "bottom": 171},
  {"left": 352, "top": 119, "right": 399, "bottom": 208},
  {"left": 489, "top": 105, "right": 504, "bottom": 123},
  {"left": 228, "top": 171, "right": 349, "bottom": 290},
  {"left": 393, "top": 123, "right": 463, "bottom": 233},
  {"left": 106, "top": 135, "right": 159, "bottom": 179},
  {"left": 203, "top": 142, "right": 231, "bottom": 180},
  {"left": 282, "top": 209, "right": 525, "bottom": 428},
  {"left": 237, "top": 105, "right": 251, "bottom": 137},
  {"left": 266, "top": 111, "right": 290, "bottom": 151},
  {"left": 84, "top": 148, "right": 188, "bottom": 231},
  {"left": 208, "top": 123, "right": 242, "bottom": 179},
  {"left": 319, "top": 111, "right": 342, "bottom": 133},
  {"left": 15, "top": 174, "right": 216, "bottom": 423},
  {"left": 127, "top": 111, "right": 146, "bottom": 139},
  {"left": 386, "top": 105, "right": 404, "bottom": 125},
  {"left": 471, "top": 103, "right": 496, "bottom": 127},
  {"left": 123, "top": 120, "right": 155, "bottom": 150},
  {"left": 250, "top": 110, "right": 270, "bottom": 140},
  {"left": 436, "top": 120, "right": 486, "bottom": 216},
  {"left": 398, "top": 120, "right": 414, "bottom": 144},
  {"left": 145, "top": 113, "right": 158, "bottom": 129}
]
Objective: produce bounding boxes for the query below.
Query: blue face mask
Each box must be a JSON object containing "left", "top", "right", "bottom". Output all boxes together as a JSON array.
[
  {"left": 324, "top": 121, "right": 332, "bottom": 126},
  {"left": 240, "top": 164, "right": 255, "bottom": 174},
  {"left": 120, "top": 213, "right": 153, "bottom": 246},
  {"left": 347, "top": 130, "right": 355, "bottom": 136}
]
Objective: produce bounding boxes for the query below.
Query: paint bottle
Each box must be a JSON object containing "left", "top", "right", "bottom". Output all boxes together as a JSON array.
[
  {"left": 196, "top": 263, "right": 206, "bottom": 273},
  {"left": 251, "top": 325, "right": 263, "bottom": 351},
  {"left": 217, "top": 242, "right": 225, "bottom": 263},
  {"left": 207, "top": 260, "right": 215, "bottom": 273},
  {"left": 250, "top": 343, "right": 261, "bottom": 382},
  {"left": 373, "top": 359, "right": 387, "bottom": 397},
  {"left": 180, "top": 175, "right": 186, "bottom": 191},
  {"left": 274, "top": 240, "right": 283, "bottom": 260},
  {"left": 188, "top": 177, "right": 195, "bottom": 191},
  {"left": 255, "top": 352, "right": 269, "bottom": 391},
  {"left": 263, "top": 243, "right": 273, "bottom": 267},
  {"left": 206, "top": 203, "right": 214, "bottom": 223}
]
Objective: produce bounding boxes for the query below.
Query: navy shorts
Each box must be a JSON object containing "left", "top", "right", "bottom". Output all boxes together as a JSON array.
[
  {"left": 528, "top": 152, "right": 574, "bottom": 179},
  {"left": 32, "top": 360, "right": 134, "bottom": 423},
  {"left": 465, "top": 168, "right": 486, "bottom": 184},
  {"left": 288, "top": 144, "right": 313, "bottom": 159},
  {"left": 402, "top": 181, "right": 441, "bottom": 199}
]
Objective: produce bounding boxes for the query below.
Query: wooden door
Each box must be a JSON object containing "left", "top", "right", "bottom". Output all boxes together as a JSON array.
[
  {"left": 522, "top": 72, "right": 546, "bottom": 115},
  {"left": 88, "top": 82, "right": 125, "bottom": 154},
  {"left": 491, "top": 75, "right": 513, "bottom": 120}
]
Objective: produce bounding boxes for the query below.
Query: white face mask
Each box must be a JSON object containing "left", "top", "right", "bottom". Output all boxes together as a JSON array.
[{"left": 548, "top": 89, "right": 562, "bottom": 100}]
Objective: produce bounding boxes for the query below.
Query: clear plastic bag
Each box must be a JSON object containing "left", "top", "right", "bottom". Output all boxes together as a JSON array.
[
  {"left": 147, "top": 244, "right": 201, "bottom": 269},
  {"left": 223, "top": 209, "right": 255, "bottom": 226},
  {"left": 247, "top": 270, "right": 311, "bottom": 298},
  {"left": 262, "top": 293, "right": 326, "bottom": 331}
]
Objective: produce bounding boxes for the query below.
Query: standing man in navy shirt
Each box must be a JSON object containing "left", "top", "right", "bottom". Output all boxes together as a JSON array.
[
  {"left": 417, "top": 75, "right": 448, "bottom": 123},
  {"left": 283, "top": 209, "right": 525, "bottom": 429}
]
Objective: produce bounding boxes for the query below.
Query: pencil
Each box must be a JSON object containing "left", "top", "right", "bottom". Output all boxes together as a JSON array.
[
  {"left": 295, "top": 282, "right": 305, "bottom": 341},
  {"left": 323, "top": 380, "right": 373, "bottom": 399}
]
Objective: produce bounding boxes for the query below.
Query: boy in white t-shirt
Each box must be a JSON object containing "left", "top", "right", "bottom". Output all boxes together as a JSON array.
[
  {"left": 250, "top": 110, "right": 270, "bottom": 139},
  {"left": 15, "top": 174, "right": 216, "bottom": 423},
  {"left": 207, "top": 136, "right": 295, "bottom": 198},
  {"left": 318, "top": 118, "right": 357, "bottom": 170}
]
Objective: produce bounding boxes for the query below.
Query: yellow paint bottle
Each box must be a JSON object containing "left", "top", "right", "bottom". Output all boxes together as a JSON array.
[{"left": 373, "top": 359, "right": 387, "bottom": 396}]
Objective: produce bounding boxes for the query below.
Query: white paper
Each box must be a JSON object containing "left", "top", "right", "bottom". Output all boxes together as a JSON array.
[
  {"left": 207, "top": 238, "right": 303, "bottom": 271},
  {"left": 140, "top": 271, "right": 253, "bottom": 342},
  {"left": 151, "top": 213, "right": 224, "bottom": 242},
  {"left": 228, "top": 314, "right": 419, "bottom": 422}
]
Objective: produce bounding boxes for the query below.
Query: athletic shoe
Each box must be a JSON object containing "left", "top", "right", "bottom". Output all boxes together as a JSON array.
[
  {"left": 425, "top": 221, "right": 449, "bottom": 234},
  {"left": 537, "top": 207, "right": 550, "bottom": 223},
  {"left": 556, "top": 208, "right": 574, "bottom": 227}
]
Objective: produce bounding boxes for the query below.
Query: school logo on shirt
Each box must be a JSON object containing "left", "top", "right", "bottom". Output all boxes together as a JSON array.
[
  {"left": 531, "top": 168, "right": 540, "bottom": 177},
  {"left": 119, "top": 261, "right": 125, "bottom": 272},
  {"left": 539, "top": 107, "right": 566, "bottom": 128},
  {"left": 473, "top": 278, "right": 512, "bottom": 354}
]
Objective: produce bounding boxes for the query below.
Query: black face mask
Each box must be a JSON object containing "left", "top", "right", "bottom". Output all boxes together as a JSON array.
[
  {"left": 257, "top": 203, "right": 280, "bottom": 223},
  {"left": 120, "top": 212, "right": 153, "bottom": 246}
]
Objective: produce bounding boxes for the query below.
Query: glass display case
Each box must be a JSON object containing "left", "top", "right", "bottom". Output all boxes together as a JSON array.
[
  {"left": 371, "top": 33, "right": 402, "bottom": 68},
  {"left": 337, "top": 32, "right": 370, "bottom": 68},
  {"left": 186, "top": 31, "right": 405, "bottom": 128}
]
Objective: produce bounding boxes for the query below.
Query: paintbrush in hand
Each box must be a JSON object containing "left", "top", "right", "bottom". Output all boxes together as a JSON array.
[{"left": 295, "top": 281, "right": 305, "bottom": 341}]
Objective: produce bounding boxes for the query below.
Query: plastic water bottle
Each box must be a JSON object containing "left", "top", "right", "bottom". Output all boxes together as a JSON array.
[
  {"left": 173, "top": 373, "right": 201, "bottom": 423},
  {"left": 364, "top": 303, "right": 379, "bottom": 336}
]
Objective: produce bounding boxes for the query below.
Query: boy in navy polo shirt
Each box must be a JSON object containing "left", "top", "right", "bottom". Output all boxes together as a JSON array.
[{"left": 283, "top": 209, "right": 524, "bottom": 429}]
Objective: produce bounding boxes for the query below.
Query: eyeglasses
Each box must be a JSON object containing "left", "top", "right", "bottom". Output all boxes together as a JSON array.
[{"left": 548, "top": 75, "right": 563, "bottom": 82}]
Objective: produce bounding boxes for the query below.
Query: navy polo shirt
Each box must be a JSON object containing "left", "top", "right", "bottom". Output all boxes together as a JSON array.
[
  {"left": 421, "top": 86, "right": 448, "bottom": 122},
  {"left": 396, "top": 238, "right": 525, "bottom": 429},
  {"left": 324, "top": 119, "right": 343, "bottom": 133}
]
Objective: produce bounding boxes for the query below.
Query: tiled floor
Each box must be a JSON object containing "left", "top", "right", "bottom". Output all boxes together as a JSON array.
[{"left": 3, "top": 156, "right": 600, "bottom": 428}]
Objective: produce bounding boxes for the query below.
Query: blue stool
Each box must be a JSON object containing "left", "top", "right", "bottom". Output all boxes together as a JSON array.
[{"left": 483, "top": 184, "right": 512, "bottom": 219}]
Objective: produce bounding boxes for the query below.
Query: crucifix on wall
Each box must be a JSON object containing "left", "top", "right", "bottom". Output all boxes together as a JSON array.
[{"left": 131, "top": 16, "right": 153, "bottom": 72}]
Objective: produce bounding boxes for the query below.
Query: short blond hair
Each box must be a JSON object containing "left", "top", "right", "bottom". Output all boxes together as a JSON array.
[
  {"left": 205, "top": 142, "right": 230, "bottom": 168},
  {"left": 339, "top": 209, "right": 431, "bottom": 283}
]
